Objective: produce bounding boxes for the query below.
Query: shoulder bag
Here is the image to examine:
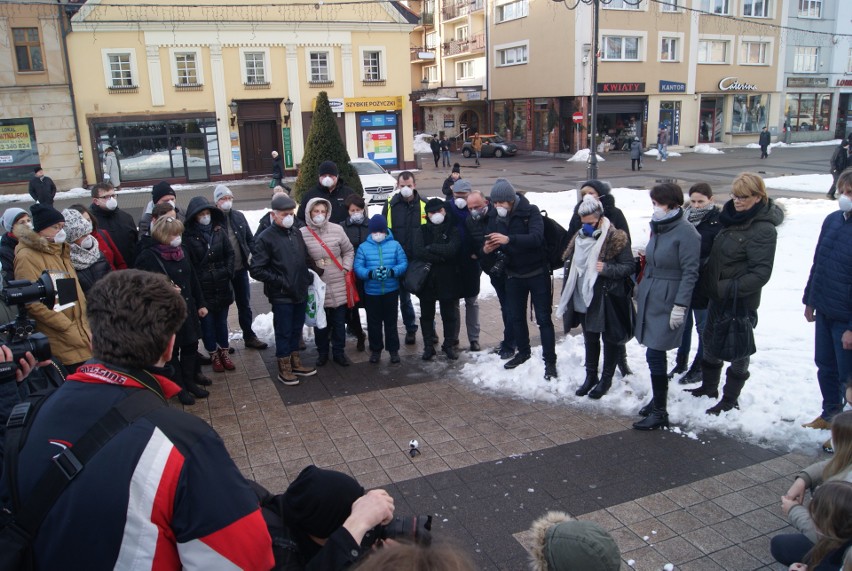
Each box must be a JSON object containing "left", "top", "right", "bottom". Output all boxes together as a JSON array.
[
  {"left": 707, "top": 280, "right": 756, "bottom": 362},
  {"left": 305, "top": 227, "right": 359, "bottom": 308}
]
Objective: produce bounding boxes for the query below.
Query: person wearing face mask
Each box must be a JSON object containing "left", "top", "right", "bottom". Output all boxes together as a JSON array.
[
  {"left": 382, "top": 171, "right": 426, "bottom": 345},
  {"left": 296, "top": 161, "right": 355, "bottom": 224},
  {"left": 251, "top": 194, "right": 317, "bottom": 385},
  {"left": 413, "top": 199, "right": 461, "bottom": 361},
  {"left": 27, "top": 166, "right": 57, "bottom": 206},
  {"left": 184, "top": 197, "right": 235, "bottom": 374},
  {"left": 632, "top": 183, "right": 700, "bottom": 430},
  {"left": 300, "top": 197, "right": 355, "bottom": 367},
  {"left": 255, "top": 185, "right": 295, "bottom": 238},
  {"left": 14, "top": 203, "right": 92, "bottom": 372},
  {"left": 342, "top": 194, "right": 370, "bottom": 352},
  {"left": 556, "top": 195, "right": 635, "bottom": 398},
  {"left": 102, "top": 146, "right": 121, "bottom": 190},
  {"left": 138, "top": 181, "right": 183, "bottom": 237},
  {"left": 61, "top": 207, "right": 112, "bottom": 295},
  {"left": 0, "top": 208, "right": 30, "bottom": 284},
  {"left": 67, "top": 204, "right": 127, "bottom": 271},
  {"left": 213, "top": 185, "right": 267, "bottom": 351},
  {"left": 444, "top": 179, "right": 482, "bottom": 352},
  {"left": 89, "top": 182, "right": 138, "bottom": 267},
  {"left": 481, "top": 179, "right": 558, "bottom": 380},
  {"left": 441, "top": 163, "right": 462, "bottom": 198},
  {"left": 801, "top": 169, "right": 852, "bottom": 439}
]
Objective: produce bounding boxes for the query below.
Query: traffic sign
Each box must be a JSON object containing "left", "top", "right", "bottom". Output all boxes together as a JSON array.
[{"left": 572, "top": 112, "right": 584, "bottom": 124}]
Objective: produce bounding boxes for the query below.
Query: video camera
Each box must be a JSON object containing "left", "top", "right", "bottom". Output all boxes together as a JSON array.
[
  {"left": 360, "top": 515, "right": 433, "bottom": 549},
  {"left": 0, "top": 271, "right": 77, "bottom": 379}
]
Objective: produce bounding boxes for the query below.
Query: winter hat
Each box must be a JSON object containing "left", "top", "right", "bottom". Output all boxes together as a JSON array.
[
  {"left": 213, "top": 184, "right": 233, "bottom": 203},
  {"left": 318, "top": 161, "right": 339, "bottom": 177},
  {"left": 2, "top": 208, "right": 28, "bottom": 233},
  {"left": 580, "top": 180, "right": 611, "bottom": 197},
  {"left": 577, "top": 194, "right": 603, "bottom": 217},
  {"left": 368, "top": 214, "right": 388, "bottom": 234},
  {"left": 282, "top": 465, "right": 364, "bottom": 539},
  {"left": 452, "top": 179, "right": 472, "bottom": 194},
  {"left": 425, "top": 198, "right": 445, "bottom": 213},
  {"left": 490, "top": 178, "right": 517, "bottom": 203},
  {"left": 61, "top": 208, "right": 93, "bottom": 244},
  {"left": 528, "top": 511, "right": 620, "bottom": 571},
  {"left": 31, "top": 203, "right": 64, "bottom": 233},
  {"left": 152, "top": 181, "right": 176, "bottom": 204},
  {"left": 452, "top": 162, "right": 461, "bottom": 174},
  {"left": 271, "top": 194, "right": 297, "bottom": 211}
]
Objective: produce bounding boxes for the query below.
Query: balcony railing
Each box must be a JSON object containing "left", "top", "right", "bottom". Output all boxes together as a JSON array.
[
  {"left": 410, "top": 48, "right": 437, "bottom": 62},
  {"left": 442, "top": 0, "right": 484, "bottom": 20},
  {"left": 443, "top": 32, "right": 485, "bottom": 57}
]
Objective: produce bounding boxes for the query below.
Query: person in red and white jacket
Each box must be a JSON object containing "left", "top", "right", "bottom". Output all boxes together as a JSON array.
[{"left": 0, "top": 270, "right": 274, "bottom": 570}]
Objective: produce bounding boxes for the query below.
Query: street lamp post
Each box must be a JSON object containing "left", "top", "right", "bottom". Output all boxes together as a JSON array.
[{"left": 587, "top": 0, "right": 600, "bottom": 180}]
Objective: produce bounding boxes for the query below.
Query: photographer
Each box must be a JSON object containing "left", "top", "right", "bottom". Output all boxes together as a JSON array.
[{"left": 0, "top": 270, "right": 274, "bottom": 569}]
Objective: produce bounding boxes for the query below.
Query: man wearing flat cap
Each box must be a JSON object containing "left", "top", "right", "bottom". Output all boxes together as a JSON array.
[{"left": 297, "top": 160, "right": 355, "bottom": 224}]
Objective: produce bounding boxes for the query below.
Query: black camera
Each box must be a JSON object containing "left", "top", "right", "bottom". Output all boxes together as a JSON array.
[
  {"left": 488, "top": 251, "right": 507, "bottom": 278},
  {"left": 360, "top": 515, "right": 433, "bottom": 549}
]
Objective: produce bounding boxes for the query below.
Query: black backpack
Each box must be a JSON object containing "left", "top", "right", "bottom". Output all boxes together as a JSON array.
[{"left": 540, "top": 210, "right": 570, "bottom": 273}]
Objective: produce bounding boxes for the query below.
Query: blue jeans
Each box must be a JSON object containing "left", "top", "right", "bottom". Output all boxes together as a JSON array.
[
  {"left": 364, "top": 291, "right": 400, "bottom": 353},
  {"left": 677, "top": 308, "right": 708, "bottom": 363},
  {"left": 397, "top": 282, "right": 418, "bottom": 334},
  {"left": 506, "top": 272, "right": 555, "bottom": 363},
  {"left": 232, "top": 268, "right": 256, "bottom": 339},
  {"left": 492, "top": 275, "right": 516, "bottom": 350},
  {"left": 272, "top": 302, "right": 307, "bottom": 357},
  {"left": 815, "top": 311, "right": 852, "bottom": 420},
  {"left": 200, "top": 309, "right": 230, "bottom": 352},
  {"left": 315, "top": 304, "right": 347, "bottom": 357},
  {"left": 441, "top": 150, "right": 450, "bottom": 166}
]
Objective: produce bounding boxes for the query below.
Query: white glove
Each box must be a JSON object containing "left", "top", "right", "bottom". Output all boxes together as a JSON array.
[{"left": 669, "top": 305, "right": 686, "bottom": 330}]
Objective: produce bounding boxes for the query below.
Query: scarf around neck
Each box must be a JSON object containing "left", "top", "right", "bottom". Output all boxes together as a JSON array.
[
  {"left": 685, "top": 204, "right": 716, "bottom": 226},
  {"left": 556, "top": 217, "right": 611, "bottom": 318},
  {"left": 720, "top": 200, "right": 762, "bottom": 227},
  {"left": 69, "top": 238, "right": 104, "bottom": 270},
  {"left": 155, "top": 243, "right": 185, "bottom": 261}
]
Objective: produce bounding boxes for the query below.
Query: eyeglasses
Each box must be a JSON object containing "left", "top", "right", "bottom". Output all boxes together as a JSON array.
[
  {"left": 729, "top": 194, "right": 754, "bottom": 201},
  {"left": 98, "top": 194, "right": 116, "bottom": 200}
]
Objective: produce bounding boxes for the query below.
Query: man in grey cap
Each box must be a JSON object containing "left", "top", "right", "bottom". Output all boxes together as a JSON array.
[
  {"left": 214, "top": 184, "right": 267, "bottom": 350},
  {"left": 445, "top": 178, "right": 481, "bottom": 352},
  {"left": 528, "top": 511, "right": 621, "bottom": 571}
]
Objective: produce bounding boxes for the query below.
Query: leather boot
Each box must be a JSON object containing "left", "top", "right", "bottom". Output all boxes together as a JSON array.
[
  {"left": 668, "top": 353, "right": 688, "bottom": 378},
  {"left": 575, "top": 370, "right": 599, "bottom": 397},
  {"left": 218, "top": 347, "right": 235, "bottom": 371},
  {"left": 290, "top": 352, "right": 316, "bottom": 377},
  {"left": 706, "top": 370, "right": 749, "bottom": 415},
  {"left": 633, "top": 375, "right": 670, "bottom": 430},
  {"left": 277, "top": 357, "right": 299, "bottom": 386},
  {"left": 616, "top": 344, "right": 633, "bottom": 377},
  {"left": 638, "top": 400, "right": 653, "bottom": 417},
  {"left": 589, "top": 347, "right": 617, "bottom": 399},
  {"left": 687, "top": 360, "right": 723, "bottom": 398},
  {"left": 678, "top": 356, "right": 703, "bottom": 385}
]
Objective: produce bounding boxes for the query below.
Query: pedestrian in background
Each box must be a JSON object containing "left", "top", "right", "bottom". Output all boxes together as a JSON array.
[
  {"left": 272, "top": 150, "right": 284, "bottom": 189},
  {"left": 28, "top": 166, "right": 57, "bottom": 205},
  {"left": 630, "top": 137, "right": 642, "bottom": 171},
  {"left": 472, "top": 132, "right": 483, "bottom": 166},
  {"left": 827, "top": 140, "right": 849, "bottom": 200},
  {"left": 656, "top": 125, "right": 669, "bottom": 162},
  {"left": 103, "top": 147, "right": 121, "bottom": 189},
  {"left": 430, "top": 135, "right": 441, "bottom": 168},
  {"left": 758, "top": 127, "right": 771, "bottom": 159},
  {"left": 442, "top": 163, "right": 462, "bottom": 198},
  {"left": 440, "top": 134, "right": 451, "bottom": 167}
]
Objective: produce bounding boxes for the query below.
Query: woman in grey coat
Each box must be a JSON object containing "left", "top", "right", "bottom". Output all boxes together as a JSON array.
[
  {"left": 103, "top": 147, "right": 121, "bottom": 190},
  {"left": 629, "top": 137, "right": 642, "bottom": 172},
  {"left": 633, "top": 183, "right": 701, "bottom": 430}
]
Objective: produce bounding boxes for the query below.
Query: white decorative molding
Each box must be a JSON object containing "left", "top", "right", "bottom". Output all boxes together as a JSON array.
[
  {"left": 145, "top": 45, "right": 165, "bottom": 106},
  {"left": 285, "top": 43, "right": 305, "bottom": 164}
]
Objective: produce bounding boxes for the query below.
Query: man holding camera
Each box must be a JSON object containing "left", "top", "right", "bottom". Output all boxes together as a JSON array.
[{"left": 480, "top": 179, "right": 557, "bottom": 380}]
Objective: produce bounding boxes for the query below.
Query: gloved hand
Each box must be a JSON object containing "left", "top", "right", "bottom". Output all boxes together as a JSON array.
[
  {"left": 669, "top": 305, "right": 686, "bottom": 330},
  {"left": 374, "top": 266, "right": 388, "bottom": 281}
]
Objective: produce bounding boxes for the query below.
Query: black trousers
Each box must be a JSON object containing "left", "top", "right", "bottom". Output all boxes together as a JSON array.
[
  {"left": 631, "top": 158, "right": 641, "bottom": 171},
  {"left": 420, "top": 298, "right": 459, "bottom": 349},
  {"left": 364, "top": 291, "right": 400, "bottom": 353},
  {"left": 169, "top": 341, "right": 199, "bottom": 389}
]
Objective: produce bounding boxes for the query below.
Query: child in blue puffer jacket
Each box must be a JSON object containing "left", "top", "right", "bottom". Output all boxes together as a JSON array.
[{"left": 354, "top": 214, "right": 408, "bottom": 364}]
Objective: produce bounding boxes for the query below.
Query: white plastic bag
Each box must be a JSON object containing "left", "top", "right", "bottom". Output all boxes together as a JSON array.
[{"left": 304, "top": 270, "right": 327, "bottom": 329}]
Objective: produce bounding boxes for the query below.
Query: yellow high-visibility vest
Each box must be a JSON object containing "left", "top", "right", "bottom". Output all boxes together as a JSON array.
[{"left": 386, "top": 197, "right": 427, "bottom": 228}]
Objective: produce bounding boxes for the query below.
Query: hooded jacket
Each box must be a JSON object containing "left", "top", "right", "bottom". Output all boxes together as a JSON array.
[
  {"left": 183, "top": 197, "right": 234, "bottom": 312},
  {"left": 354, "top": 230, "right": 408, "bottom": 296},
  {"left": 300, "top": 197, "right": 355, "bottom": 309},
  {"left": 13, "top": 225, "right": 92, "bottom": 366},
  {"left": 566, "top": 193, "right": 631, "bottom": 243}
]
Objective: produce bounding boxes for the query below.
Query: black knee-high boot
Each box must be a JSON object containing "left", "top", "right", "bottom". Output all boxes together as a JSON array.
[
  {"left": 589, "top": 343, "right": 618, "bottom": 399},
  {"left": 706, "top": 370, "right": 749, "bottom": 416},
  {"left": 617, "top": 344, "right": 633, "bottom": 376},
  {"left": 576, "top": 333, "right": 601, "bottom": 396},
  {"left": 687, "top": 360, "right": 723, "bottom": 398},
  {"left": 633, "top": 375, "right": 670, "bottom": 430}
]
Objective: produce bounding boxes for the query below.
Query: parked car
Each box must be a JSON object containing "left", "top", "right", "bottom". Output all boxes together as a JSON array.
[
  {"left": 349, "top": 158, "right": 397, "bottom": 204},
  {"left": 461, "top": 134, "right": 517, "bottom": 158}
]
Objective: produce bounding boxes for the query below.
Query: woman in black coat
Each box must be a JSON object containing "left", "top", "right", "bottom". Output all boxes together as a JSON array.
[
  {"left": 413, "top": 199, "right": 461, "bottom": 361},
  {"left": 184, "top": 196, "right": 235, "bottom": 373},
  {"left": 135, "top": 216, "right": 210, "bottom": 405},
  {"left": 342, "top": 194, "right": 369, "bottom": 351}
]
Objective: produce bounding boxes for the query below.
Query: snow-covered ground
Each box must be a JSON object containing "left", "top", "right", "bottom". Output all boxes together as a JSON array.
[
  {"left": 693, "top": 144, "right": 724, "bottom": 155},
  {"left": 567, "top": 149, "right": 605, "bottom": 163},
  {"left": 763, "top": 174, "right": 832, "bottom": 194},
  {"left": 644, "top": 148, "right": 682, "bottom": 158},
  {"left": 746, "top": 138, "right": 841, "bottom": 150}
]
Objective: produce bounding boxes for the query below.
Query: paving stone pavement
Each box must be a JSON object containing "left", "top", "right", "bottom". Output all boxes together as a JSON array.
[{"left": 171, "top": 281, "right": 820, "bottom": 571}]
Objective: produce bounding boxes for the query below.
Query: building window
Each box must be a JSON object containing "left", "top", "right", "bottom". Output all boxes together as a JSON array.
[
  {"left": 457, "top": 60, "right": 474, "bottom": 80},
  {"left": 108, "top": 53, "right": 134, "bottom": 87},
  {"left": 496, "top": 44, "right": 528, "bottom": 67},
  {"left": 732, "top": 94, "right": 769, "bottom": 133},
  {"left": 602, "top": 0, "right": 641, "bottom": 10},
  {"left": 455, "top": 25, "right": 469, "bottom": 41},
  {"left": 602, "top": 36, "right": 641, "bottom": 61},
  {"left": 660, "top": 37, "right": 679, "bottom": 61},
  {"left": 794, "top": 46, "right": 818, "bottom": 73},
  {"left": 797, "top": 0, "right": 821, "bottom": 17},
  {"left": 13, "top": 28, "right": 43, "bottom": 72},
  {"left": 698, "top": 40, "right": 729, "bottom": 64},
  {"left": 309, "top": 52, "right": 330, "bottom": 83},
  {"left": 660, "top": 0, "right": 681, "bottom": 12},
  {"left": 700, "top": 0, "right": 730, "bottom": 14},
  {"left": 740, "top": 41, "right": 769, "bottom": 65},
  {"left": 362, "top": 50, "right": 382, "bottom": 81},
  {"left": 174, "top": 52, "right": 199, "bottom": 85},
  {"left": 425, "top": 65, "right": 438, "bottom": 82},
  {"left": 496, "top": 0, "right": 529, "bottom": 22},
  {"left": 742, "top": 0, "right": 770, "bottom": 17},
  {"left": 244, "top": 52, "right": 267, "bottom": 84},
  {"left": 425, "top": 32, "right": 438, "bottom": 49},
  {"left": 785, "top": 92, "right": 832, "bottom": 132}
]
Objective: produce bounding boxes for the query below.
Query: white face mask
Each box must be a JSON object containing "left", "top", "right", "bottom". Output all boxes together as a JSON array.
[
  {"left": 81, "top": 235, "right": 96, "bottom": 250},
  {"left": 399, "top": 186, "right": 413, "bottom": 198},
  {"left": 170, "top": 236, "right": 182, "bottom": 248},
  {"left": 105, "top": 197, "right": 118, "bottom": 211},
  {"left": 198, "top": 214, "right": 211, "bottom": 226},
  {"left": 496, "top": 206, "right": 509, "bottom": 218},
  {"left": 839, "top": 194, "right": 852, "bottom": 213},
  {"left": 371, "top": 232, "right": 386, "bottom": 243},
  {"left": 349, "top": 211, "right": 365, "bottom": 224},
  {"left": 312, "top": 214, "right": 326, "bottom": 225},
  {"left": 281, "top": 214, "right": 295, "bottom": 229},
  {"left": 168, "top": 200, "right": 176, "bottom": 209},
  {"left": 320, "top": 176, "right": 335, "bottom": 188},
  {"left": 429, "top": 213, "right": 445, "bottom": 225},
  {"left": 652, "top": 206, "right": 667, "bottom": 221},
  {"left": 454, "top": 197, "right": 468, "bottom": 210},
  {"left": 220, "top": 200, "right": 233, "bottom": 212},
  {"left": 52, "top": 229, "right": 66, "bottom": 244}
]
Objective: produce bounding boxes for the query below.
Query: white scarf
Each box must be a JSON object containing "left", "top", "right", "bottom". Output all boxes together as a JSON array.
[{"left": 556, "top": 217, "right": 610, "bottom": 317}]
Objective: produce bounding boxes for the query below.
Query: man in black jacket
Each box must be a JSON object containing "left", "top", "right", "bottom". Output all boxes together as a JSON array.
[
  {"left": 297, "top": 161, "right": 354, "bottom": 224},
  {"left": 382, "top": 171, "right": 426, "bottom": 345},
  {"left": 828, "top": 140, "right": 849, "bottom": 200},
  {"left": 272, "top": 150, "right": 284, "bottom": 188},
  {"left": 251, "top": 194, "right": 316, "bottom": 385},
  {"left": 28, "top": 166, "right": 57, "bottom": 205},
  {"left": 214, "top": 184, "right": 267, "bottom": 350},
  {"left": 758, "top": 126, "right": 771, "bottom": 159},
  {"left": 89, "top": 182, "right": 138, "bottom": 267},
  {"left": 481, "top": 179, "right": 557, "bottom": 380}
]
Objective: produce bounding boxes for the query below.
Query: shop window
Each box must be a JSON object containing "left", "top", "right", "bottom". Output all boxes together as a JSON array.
[
  {"left": 496, "top": 43, "right": 528, "bottom": 67},
  {"left": 309, "top": 52, "right": 330, "bottom": 83},
  {"left": 660, "top": 37, "right": 679, "bottom": 62},
  {"left": 698, "top": 40, "right": 729, "bottom": 64},
  {"left": 603, "top": 0, "right": 641, "bottom": 10},
  {"left": 496, "top": 0, "right": 529, "bottom": 23},
  {"left": 602, "top": 36, "right": 641, "bottom": 61},
  {"left": 797, "top": 0, "right": 821, "bottom": 18},
  {"left": 740, "top": 41, "right": 769, "bottom": 65},
  {"left": 794, "top": 46, "right": 818, "bottom": 73},
  {"left": 457, "top": 60, "right": 475, "bottom": 80},
  {"left": 785, "top": 93, "right": 832, "bottom": 132},
  {"left": 700, "top": 0, "right": 730, "bottom": 14},
  {"left": 743, "top": 0, "right": 770, "bottom": 17},
  {"left": 731, "top": 94, "right": 768, "bottom": 133},
  {"left": 13, "top": 28, "right": 43, "bottom": 72},
  {"left": 511, "top": 100, "right": 527, "bottom": 140},
  {"left": 0, "top": 118, "right": 40, "bottom": 184}
]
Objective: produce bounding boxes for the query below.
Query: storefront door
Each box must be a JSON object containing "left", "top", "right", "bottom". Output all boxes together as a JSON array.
[
  {"left": 699, "top": 98, "right": 723, "bottom": 143},
  {"left": 659, "top": 101, "right": 680, "bottom": 146}
]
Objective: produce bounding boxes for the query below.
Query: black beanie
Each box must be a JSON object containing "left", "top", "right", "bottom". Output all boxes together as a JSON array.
[
  {"left": 31, "top": 203, "right": 65, "bottom": 233},
  {"left": 152, "top": 181, "right": 175, "bottom": 204},
  {"left": 425, "top": 198, "right": 445, "bottom": 213},
  {"left": 282, "top": 465, "right": 364, "bottom": 539},
  {"left": 452, "top": 162, "right": 460, "bottom": 174},
  {"left": 580, "top": 180, "right": 611, "bottom": 197},
  {"left": 318, "top": 161, "right": 339, "bottom": 177}
]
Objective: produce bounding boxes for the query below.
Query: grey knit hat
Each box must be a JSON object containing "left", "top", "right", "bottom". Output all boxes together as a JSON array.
[
  {"left": 490, "top": 178, "right": 516, "bottom": 203},
  {"left": 213, "top": 184, "right": 233, "bottom": 203},
  {"left": 577, "top": 194, "right": 603, "bottom": 217},
  {"left": 1, "top": 208, "right": 27, "bottom": 233},
  {"left": 271, "top": 194, "right": 297, "bottom": 211},
  {"left": 452, "top": 179, "right": 472, "bottom": 194},
  {"left": 61, "top": 208, "right": 93, "bottom": 244},
  {"left": 528, "top": 511, "right": 621, "bottom": 571}
]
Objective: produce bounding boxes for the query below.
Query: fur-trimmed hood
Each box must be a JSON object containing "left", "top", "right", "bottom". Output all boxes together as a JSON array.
[
  {"left": 563, "top": 221, "right": 630, "bottom": 263},
  {"left": 528, "top": 511, "right": 621, "bottom": 571},
  {"left": 14, "top": 223, "right": 66, "bottom": 256}
]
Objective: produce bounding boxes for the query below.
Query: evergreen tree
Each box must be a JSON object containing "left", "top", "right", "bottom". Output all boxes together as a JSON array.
[{"left": 294, "top": 91, "right": 363, "bottom": 200}]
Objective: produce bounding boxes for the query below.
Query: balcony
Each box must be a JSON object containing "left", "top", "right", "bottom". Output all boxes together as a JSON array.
[
  {"left": 442, "top": 0, "right": 484, "bottom": 21},
  {"left": 410, "top": 48, "right": 437, "bottom": 62},
  {"left": 443, "top": 32, "right": 485, "bottom": 58},
  {"left": 419, "top": 11, "right": 434, "bottom": 26}
]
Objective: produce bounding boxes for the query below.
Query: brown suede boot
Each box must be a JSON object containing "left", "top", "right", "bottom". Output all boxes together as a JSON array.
[
  {"left": 290, "top": 352, "right": 317, "bottom": 377},
  {"left": 277, "top": 357, "right": 299, "bottom": 386}
]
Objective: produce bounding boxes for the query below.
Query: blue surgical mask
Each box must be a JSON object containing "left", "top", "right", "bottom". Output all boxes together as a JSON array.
[{"left": 581, "top": 223, "right": 597, "bottom": 237}]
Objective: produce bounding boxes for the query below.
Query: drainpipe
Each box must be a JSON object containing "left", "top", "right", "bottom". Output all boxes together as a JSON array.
[{"left": 58, "top": 2, "right": 87, "bottom": 187}]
